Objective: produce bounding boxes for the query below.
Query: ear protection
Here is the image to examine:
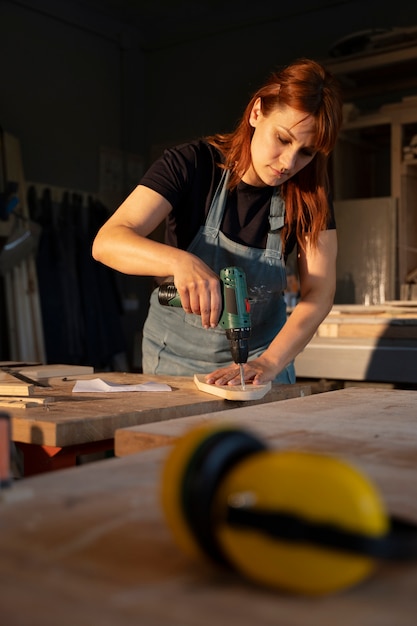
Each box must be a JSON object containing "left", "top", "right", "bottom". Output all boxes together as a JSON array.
[{"left": 161, "top": 423, "right": 417, "bottom": 596}]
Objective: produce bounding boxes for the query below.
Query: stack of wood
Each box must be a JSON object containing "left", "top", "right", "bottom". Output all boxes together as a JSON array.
[
  {"left": 0, "top": 379, "right": 52, "bottom": 409},
  {"left": 315, "top": 303, "right": 417, "bottom": 340}
]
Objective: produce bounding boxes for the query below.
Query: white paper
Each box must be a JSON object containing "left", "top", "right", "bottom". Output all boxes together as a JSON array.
[{"left": 72, "top": 378, "right": 172, "bottom": 393}]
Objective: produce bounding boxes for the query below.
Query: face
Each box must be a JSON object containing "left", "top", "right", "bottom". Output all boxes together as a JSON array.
[{"left": 243, "top": 99, "right": 317, "bottom": 187}]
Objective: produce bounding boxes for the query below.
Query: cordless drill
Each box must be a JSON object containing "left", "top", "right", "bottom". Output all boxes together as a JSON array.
[{"left": 158, "top": 266, "right": 251, "bottom": 385}]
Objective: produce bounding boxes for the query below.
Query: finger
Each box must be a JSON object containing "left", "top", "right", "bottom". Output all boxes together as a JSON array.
[
  {"left": 188, "top": 290, "right": 201, "bottom": 316},
  {"left": 204, "top": 366, "right": 234, "bottom": 385},
  {"left": 177, "top": 287, "right": 191, "bottom": 313},
  {"left": 198, "top": 290, "right": 212, "bottom": 329},
  {"left": 209, "top": 286, "right": 222, "bottom": 328},
  {"left": 214, "top": 368, "right": 241, "bottom": 386},
  {"left": 204, "top": 369, "right": 226, "bottom": 385}
]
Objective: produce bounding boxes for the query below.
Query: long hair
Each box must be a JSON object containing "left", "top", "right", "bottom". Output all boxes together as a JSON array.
[{"left": 207, "top": 58, "right": 343, "bottom": 250}]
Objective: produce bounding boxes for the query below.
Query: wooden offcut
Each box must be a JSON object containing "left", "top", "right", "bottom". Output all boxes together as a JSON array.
[
  {"left": 0, "top": 397, "right": 52, "bottom": 409},
  {"left": 18, "top": 364, "right": 94, "bottom": 379},
  {"left": 0, "top": 382, "right": 33, "bottom": 396},
  {"left": 193, "top": 374, "right": 271, "bottom": 401}
]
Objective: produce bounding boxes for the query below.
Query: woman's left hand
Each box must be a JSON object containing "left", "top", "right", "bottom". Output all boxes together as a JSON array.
[{"left": 205, "top": 355, "right": 278, "bottom": 387}]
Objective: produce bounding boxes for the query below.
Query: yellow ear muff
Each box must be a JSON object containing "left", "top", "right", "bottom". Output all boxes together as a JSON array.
[
  {"left": 161, "top": 424, "right": 416, "bottom": 596},
  {"left": 160, "top": 423, "right": 265, "bottom": 563},
  {"left": 212, "top": 449, "right": 388, "bottom": 595}
]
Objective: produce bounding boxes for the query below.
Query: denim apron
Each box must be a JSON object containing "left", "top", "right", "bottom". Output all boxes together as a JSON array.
[{"left": 142, "top": 170, "right": 295, "bottom": 383}]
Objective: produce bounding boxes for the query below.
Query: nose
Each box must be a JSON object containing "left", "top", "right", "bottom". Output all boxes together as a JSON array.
[{"left": 279, "top": 147, "right": 297, "bottom": 172}]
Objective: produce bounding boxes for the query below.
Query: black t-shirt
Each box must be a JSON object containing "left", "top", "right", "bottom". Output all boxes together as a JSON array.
[{"left": 140, "top": 139, "right": 335, "bottom": 259}]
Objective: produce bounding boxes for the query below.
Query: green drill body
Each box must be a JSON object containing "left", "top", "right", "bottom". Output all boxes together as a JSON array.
[{"left": 158, "top": 266, "right": 251, "bottom": 366}]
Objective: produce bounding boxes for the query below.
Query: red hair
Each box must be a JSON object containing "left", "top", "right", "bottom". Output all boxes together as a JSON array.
[{"left": 207, "top": 58, "right": 343, "bottom": 250}]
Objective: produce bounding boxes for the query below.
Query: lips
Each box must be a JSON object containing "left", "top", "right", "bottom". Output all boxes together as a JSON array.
[{"left": 269, "top": 166, "right": 287, "bottom": 179}]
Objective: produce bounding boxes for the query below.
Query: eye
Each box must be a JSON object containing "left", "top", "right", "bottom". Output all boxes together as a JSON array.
[
  {"left": 301, "top": 148, "right": 316, "bottom": 158},
  {"left": 277, "top": 134, "right": 290, "bottom": 145}
]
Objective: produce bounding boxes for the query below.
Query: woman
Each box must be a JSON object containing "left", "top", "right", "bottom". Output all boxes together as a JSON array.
[{"left": 92, "top": 58, "right": 343, "bottom": 386}]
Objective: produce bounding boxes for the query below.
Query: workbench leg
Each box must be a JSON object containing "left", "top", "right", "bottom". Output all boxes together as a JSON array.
[
  {"left": 14, "top": 440, "right": 115, "bottom": 476},
  {"left": 15, "top": 443, "right": 77, "bottom": 476}
]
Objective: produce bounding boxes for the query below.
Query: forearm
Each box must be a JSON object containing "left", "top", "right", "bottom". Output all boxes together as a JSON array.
[
  {"left": 262, "top": 291, "right": 334, "bottom": 376},
  {"left": 262, "top": 230, "right": 338, "bottom": 378}
]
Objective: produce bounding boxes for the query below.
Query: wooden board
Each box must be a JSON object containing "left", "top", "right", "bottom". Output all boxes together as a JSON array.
[
  {"left": 294, "top": 304, "right": 417, "bottom": 383},
  {"left": 334, "top": 198, "right": 397, "bottom": 303},
  {"left": 316, "top": 304, "right": 417, "bottom": 340},
  {"left": 295, "top": 335, "right": 417, "bottom": 383},
  {"left": 115, "top": 388, "right": 417, "bottom": 503},
  {"left": 0, "top": 396, "right": 52, "bottom": 408},
  {"left": 0, "top": 381, "right": 33, "bottom": 396},
  {"left": 9, "top": 372, "right": 311, "bottom": 449},
  {"left": 0, "top": 388, "right": 416, "bottom": 625},
  {"left": 115, "top": 380, "right": 309, "bottom": 457},
  {"left": 18, "top": 363, "right": 94, "bottom": 380},
  {"left": 193, "top": 373, "right": 271, "bottom": 401}
]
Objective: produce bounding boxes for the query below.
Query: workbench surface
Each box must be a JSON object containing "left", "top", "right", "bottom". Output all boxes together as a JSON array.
[
  {"left": 1, "top": 387, "right": 416, "bottom": 625},
  {"left": 9, "top": 373, "right": 310, "bottom": 447},
  {"left": 5, "top": 372, "right": 310, "bottom": 474}
]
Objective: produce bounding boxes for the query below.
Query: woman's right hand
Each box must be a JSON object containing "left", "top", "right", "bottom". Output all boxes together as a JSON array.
[{"left": 171, "top": 254, "right": 222, "bottom": 329}]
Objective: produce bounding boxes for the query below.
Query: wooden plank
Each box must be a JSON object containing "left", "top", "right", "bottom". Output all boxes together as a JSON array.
[
  {"left": 25, "top": 255, "right": 47, "bottom": 363},
  {"left": 0, "top": 397, "right": 52, "bottom": 409},
  {"left": 294, "top": 304, "right": 417, "bottom": 381},
  {"left": 315, "top": 304, "right": 417, "bottom": 340},
  {"left": 8, "top": 373, "right": 311, "bottom": 449},
  {"left": 114, "top": 378, "right": 309, "bottom": 457},
  {"left": 318, "top": 319, "right": 417, "bottom": 339},
  {"left": 18, "top": 363, "right": 94, "bottom": 380},
  {"left": 0, "top": 388, "right": 416, "bottom": 625},
  {"left": 114, "top": 388, "right": 417, "bottom": 505},
  {"left": 115, "top": 431, "right": 175, "bottom": 455},
  {"left": 0, "top": 381, "right": 33, "bottom": 396},
  {"left": 334, "top": 198, "right": 397, "bottom": 304},
  {"left": 295, "top": 336, "right": 417, "bottom": 383}
]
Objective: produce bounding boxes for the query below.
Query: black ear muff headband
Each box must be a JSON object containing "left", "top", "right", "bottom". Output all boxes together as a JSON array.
[
  {"left": 180, "top": 428, "right": 266, "bottom": 565},
  {"left": 226, "top": 504, "right": 417, "bottom": 561}
]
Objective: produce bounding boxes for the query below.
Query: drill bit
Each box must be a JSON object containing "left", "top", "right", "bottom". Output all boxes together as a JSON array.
[{"left": 239, "top": 363, "right": 246, "bottom": 390}]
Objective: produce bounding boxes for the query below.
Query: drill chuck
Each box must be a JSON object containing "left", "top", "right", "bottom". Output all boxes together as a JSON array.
[{"left": 226, "top": 328, "right": 250, "bottom": 364}]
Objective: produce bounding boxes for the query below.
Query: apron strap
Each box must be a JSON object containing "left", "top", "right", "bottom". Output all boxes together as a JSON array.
[
  {"left": 202, "top": 169, "right": 230, "bottom": 238},
  {"left": 265, "top": 189, "right": 285, "bottom": 258}
]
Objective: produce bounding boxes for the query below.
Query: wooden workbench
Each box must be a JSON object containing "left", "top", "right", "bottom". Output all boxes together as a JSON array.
[
  {"left": 5, "top": 372, "right": 310, "bottom": 475},
  {"left": 1, "top": 388, "right": 416, "bottom": 625},
  {"left": 114, "top": 388, "right": 417, "bottom": 524}
]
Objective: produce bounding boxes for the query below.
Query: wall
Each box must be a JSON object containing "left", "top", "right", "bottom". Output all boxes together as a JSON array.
[
  {"left": 2, "top": 0, "right": 417, "bottom": 364},
  {"left": 145, "top": 1, "right": 417, "bottom": 158},
  {"left": 0, "top": 1, "right": 143, "bottom": 195},
  {"left": 2, "top": 0, "right": 417, "bottom": 196}
]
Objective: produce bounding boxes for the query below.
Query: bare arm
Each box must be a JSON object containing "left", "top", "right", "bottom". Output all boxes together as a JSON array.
[
  {"left": 92, "top": 184, "right": 222, "bottom": 327},
  {"left": 206, "top": 229, "right": 337, "bottom": 385}
]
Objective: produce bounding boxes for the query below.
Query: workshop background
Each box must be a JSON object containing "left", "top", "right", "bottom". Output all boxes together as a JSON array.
[{"left": 1, "top": 0, "right": 417, "bottom": 377}]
